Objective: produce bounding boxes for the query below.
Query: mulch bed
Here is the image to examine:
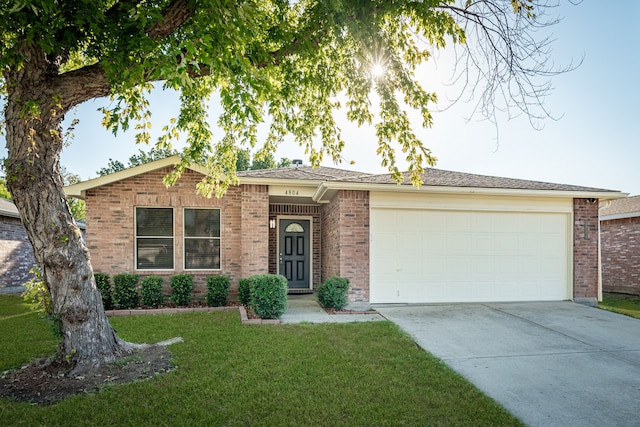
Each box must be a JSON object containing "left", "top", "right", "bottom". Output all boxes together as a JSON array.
[{"left": 0, "top": 346, "right": 173, "bottom": 406}]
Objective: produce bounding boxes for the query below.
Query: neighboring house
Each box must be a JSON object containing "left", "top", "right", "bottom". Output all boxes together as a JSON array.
[
  {"left": 0, "top": 198, "right": 87, "bottom": 290},
  {"left": 65, "top": 156, "right": 624, "bottom": 306},
  {"left": 600, "top": 195, "right": 640, "bottom": 295},
  {"left": 0, "top": 198, "right": 35, "bottom": 289}
]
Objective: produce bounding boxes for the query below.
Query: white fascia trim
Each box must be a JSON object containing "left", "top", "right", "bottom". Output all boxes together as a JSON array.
[
  {"left": 600, "top": 212, "right": 640, "bottom": 221},
  {"left": 0, "top": 209, "right": 19, "bottom": 219},
  {"left": 315, "top": 181, "right": 628, "bottom": 201},
  {"left": 64, "top": 156, "right": 205, "bottom": 199},
  {"left": 237, "top": 177, "right": 322, "bottom": 187}
]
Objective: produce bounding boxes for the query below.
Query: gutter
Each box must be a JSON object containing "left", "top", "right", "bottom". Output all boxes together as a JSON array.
[{"left": 313, "top": 181, "right": 628, "bottom": 203}]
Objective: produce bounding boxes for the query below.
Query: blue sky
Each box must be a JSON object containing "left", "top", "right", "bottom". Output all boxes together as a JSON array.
[{"left": 2, "top": 1, "right": 639, "bottom": 195}]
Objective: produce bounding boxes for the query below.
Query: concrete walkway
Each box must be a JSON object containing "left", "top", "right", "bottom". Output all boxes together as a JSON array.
[
  {"left": 376, "top": 302, "right": 640, "bottom": 427},
  {"left": 280, "top": 294, "right": 384, "bottom": 324}
]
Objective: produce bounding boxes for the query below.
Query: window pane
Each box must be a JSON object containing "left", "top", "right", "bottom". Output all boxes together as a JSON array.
[
  {"left": 137, "top": 238, "right": 174, "bottom": 269},
  {"left": 136, "top": 208, "right": 173, "bottom": 237},
  {"left": 185, "top": 239, "right": 220, "bottom": 269},
  {"left": 285, "top": 222, "right": 304, "bottom": 233},
  {"left": 185, "top": 209, "right": 220, "bottom": 238}
]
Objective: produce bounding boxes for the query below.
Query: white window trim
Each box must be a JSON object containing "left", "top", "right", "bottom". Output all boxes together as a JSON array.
[
  {"left": 134, "top": 206, "right": 175, "bottom": 271},
  {"left": 183, "top": 207, "right": 222, "bottom": 271}
]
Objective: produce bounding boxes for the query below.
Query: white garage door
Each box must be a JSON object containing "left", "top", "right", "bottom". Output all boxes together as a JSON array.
[{"left": 370, "top": 208, "right": 570, "bottom": 303}]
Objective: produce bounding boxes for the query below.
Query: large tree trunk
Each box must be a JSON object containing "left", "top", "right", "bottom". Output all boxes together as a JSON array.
[{"left": 4, "top": 44, "right": 133, "bottom": 374}]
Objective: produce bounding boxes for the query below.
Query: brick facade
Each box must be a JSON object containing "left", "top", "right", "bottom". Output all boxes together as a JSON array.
[
  {"left": 80, "top": 165, "right": 602, "bottom": 305},
  {"left": 85, "top": 167, "right": 269, "bottom": 296},
  {"left": 0, "top": 215, "right": 36, "bottom": 288},
  {"left": 321, "top": 190, "right": 370, "bottom": 303},
  {"left": 601, "top": 216, "right": 640, "bottom": 295},
  {"left": 573, "top": 198, "right": 600, "bottom": 303}
]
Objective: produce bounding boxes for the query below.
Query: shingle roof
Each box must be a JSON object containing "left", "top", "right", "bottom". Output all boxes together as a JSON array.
[
  {"left": 244, "top": 165, "right": 616, "bottom": 193},
  {"left": 600, "top": 195, "right": 640, "bottom": 218},
  {"left": 345, "top": 169, "right": 616, "bottom": 192},
  {"left": 237, "top": 166, "right": 371, "bottom": 181},
  {"left": 0, "top": 198, "right": 19, "bottom": 218}
]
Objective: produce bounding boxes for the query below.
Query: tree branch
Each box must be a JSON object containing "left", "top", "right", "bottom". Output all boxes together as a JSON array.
[
  {"left": 146, "top": 0, "right": 193, "bottom": 41},
  {"left": 50, "top": 0, "right": 195, "bottom": 109},
  {"left": 49, "top": 63, "right": 111, "bottom": 111}
]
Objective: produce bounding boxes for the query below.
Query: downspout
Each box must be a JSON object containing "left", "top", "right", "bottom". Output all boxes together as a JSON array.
[
  {"left": 312, "top": 182, "right": 329, "bottom": 203},
  {"left": 598, "top": 212, "right": 603, "bottom": 302}
]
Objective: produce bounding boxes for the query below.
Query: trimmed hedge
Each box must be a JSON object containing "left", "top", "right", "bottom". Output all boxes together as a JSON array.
[
  {"left": 170, "top": 274, "right": 194, "bottom": 306},
  {"left": 206, "top": 276, "right": 230, "bottom": 307},
  {"left": 317, "top": 277, "right": 350, "bottom": 310},
  {"left": 113, "top": 273, "right": 140, "bottom": 309},
  {"left": 238, "top": 278, "right": 252, "bottom": 306},
  {"left": 94, "top": 272, "right": 113, "bottom": 310},
  {"left": 141, "top": 275, "right": 164, "bottom": 308},
  {"left": 250, "top": 274, "right": 288, "bottom": 319}
]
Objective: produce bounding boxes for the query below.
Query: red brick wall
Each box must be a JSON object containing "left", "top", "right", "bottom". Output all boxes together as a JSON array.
[
  {"left": 0, "top": 216, "right": 36, "bottom": 288},
  {"left": 321, "top": 194, "right": 341, "bottom": 281},
  {"left": 601, "top": 216, "right": 640, "bottom": 295},
  {"left": 268, "top": 204, "right": 321, "bottom": 288},
  {"left": 321, "top": 190, "right": 370, "bottom": 303},
  {"left": 573, "top": 198, "right": 600, "bottom": 301},
  {"left": 240, "top": 185, "right": 270, "bottom": 278},
  {"left": 85, "top": 167, "right": 269, "bottom": 296}
]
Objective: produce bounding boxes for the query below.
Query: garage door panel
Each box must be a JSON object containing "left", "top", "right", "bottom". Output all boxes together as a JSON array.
[{"left": 371, "top": 209, "right": 569, "bottom": 303}]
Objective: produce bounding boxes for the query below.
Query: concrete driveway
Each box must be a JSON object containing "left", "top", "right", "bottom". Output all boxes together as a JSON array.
[{"left": 376, "top": 302, "right": 640, "bottom": 427}]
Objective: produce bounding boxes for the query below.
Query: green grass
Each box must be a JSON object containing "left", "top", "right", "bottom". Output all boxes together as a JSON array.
[
  {"left": 0, "top": 295, "right": 522, "bottom": 426},
  {"left": 0, "top": 295, "right": 59, "bottom": 369},
  {"left": 600, "top": 292, "right": 640, "bottom": 319}
]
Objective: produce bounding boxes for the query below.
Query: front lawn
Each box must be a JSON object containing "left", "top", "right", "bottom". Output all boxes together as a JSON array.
[
  {"left": 0, "top": 295, "right": 521, "bottom": 426},
  {"left": 600, "top": 292, "right": 640, "bottom": 319}
]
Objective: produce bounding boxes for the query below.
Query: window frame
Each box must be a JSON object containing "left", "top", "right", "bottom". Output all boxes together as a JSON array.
[
  {"left": 183, "top": 207, "right": 222, "bottom": 271},
  {"left": 134, "top": 207, "right": 175, "bottom": 271}
]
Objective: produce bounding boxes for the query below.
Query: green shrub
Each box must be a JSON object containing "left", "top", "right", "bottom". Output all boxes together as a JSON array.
[
  {"left": 206, "top": 276, "right": 230, "bottom": 307},
  {"left": 317, "top": 277, "right": 350, "bottom": 310},
  {"left": 238, "top": 278, "right": 252, "bottom": 306},
  {"left": 113, "top": 273, "right": 140, "bottom": 309},
  {"left": 250, "top": 274, "right": 288, "bottom": 319},
  {"left": 141, "top": 275, "right": 164, "bottom": 308},
  {"left": 170, "top": 274, "right": 194, "bottom": 306},
  {"left": 94, "top": 272, "right": 113, "bottom": 310},
  {"left": 21, "top": 266, "right": 51, "bottom": 315},
  {"left": 21, "top": 267, "right": 62, "bottom": 340}
]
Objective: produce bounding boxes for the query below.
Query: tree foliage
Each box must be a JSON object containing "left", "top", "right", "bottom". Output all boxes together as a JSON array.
[
  {"left": 1, "top": 0, "right": 568, "bottom": 194},
  {"left": 0, "top": 177, "right": 11, "bottom": 200},
  {"left": 97, "top": 147, "right": 180, "bottom": 176}
]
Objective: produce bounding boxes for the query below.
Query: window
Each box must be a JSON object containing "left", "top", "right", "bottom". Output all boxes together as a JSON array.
[
  {"left": 284, "top": 222, "right": 304, "bottom": 232},
  {"left": 184, "top": 208, "right": 221, "bottom": 270},
  {"left": 136, "top": 208, "right": 174, "bottom": 270}
]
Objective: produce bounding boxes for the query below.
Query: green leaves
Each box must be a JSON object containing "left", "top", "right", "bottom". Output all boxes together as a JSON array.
[{"left": 1, "top": 0, "right": 547, "bottom": 195}]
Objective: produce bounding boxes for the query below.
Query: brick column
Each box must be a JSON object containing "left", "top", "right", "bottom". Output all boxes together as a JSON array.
[
  {"left": 321, "top": 190, "right": 370, "bottom": 305},
  {"left": 240, "top": 185, "right": 270, "bottom": 278},
  {"left": 573, "top": 198, "right": 600, "bottom": 305}
]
